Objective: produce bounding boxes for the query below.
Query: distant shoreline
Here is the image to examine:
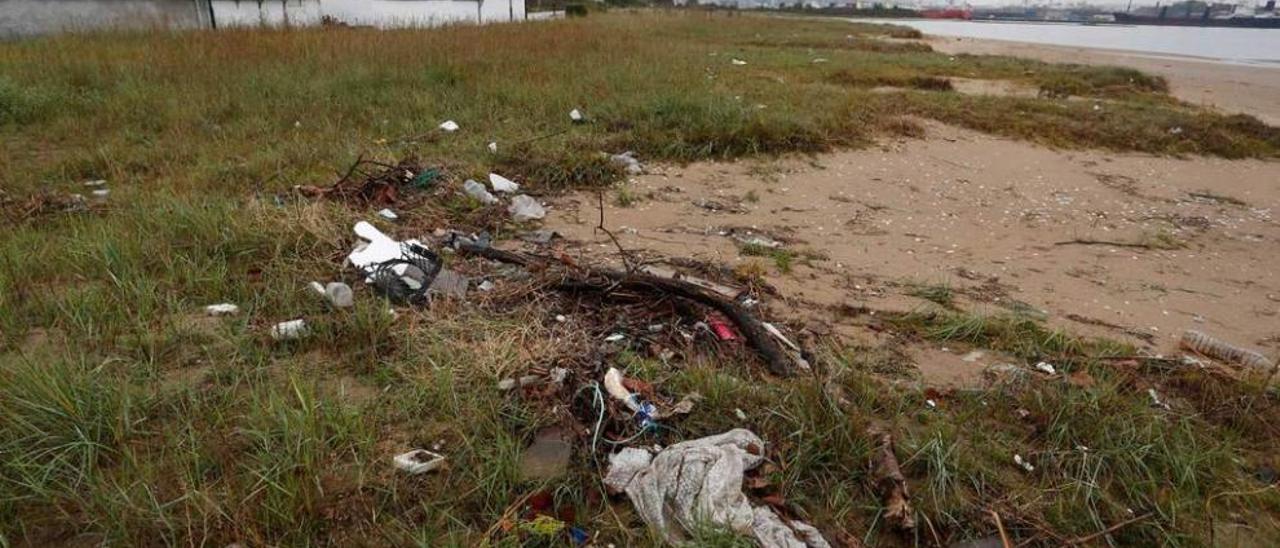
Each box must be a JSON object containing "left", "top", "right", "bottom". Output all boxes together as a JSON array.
[
  {"left": 847, "top": 17, "right": 1280, "bottom": 68},
  {"left": 925, "top": 33, "right": 1280, "bottom": 125}
]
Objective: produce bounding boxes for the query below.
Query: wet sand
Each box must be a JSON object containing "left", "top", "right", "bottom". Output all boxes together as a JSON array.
[{"left": 928, "top": 35, "right": 1280, "bottom": 125}]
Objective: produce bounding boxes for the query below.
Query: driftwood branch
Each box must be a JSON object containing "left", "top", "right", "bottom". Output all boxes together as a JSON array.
[
  {"left": 456, "top": 242, "right": 793, "bottom": 376},
  {"left": 1053, "top": 239, "right": 1156, "bottom": 250}
]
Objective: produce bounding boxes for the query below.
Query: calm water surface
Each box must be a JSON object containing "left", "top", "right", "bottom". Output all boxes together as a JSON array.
[{"left": 855, "top": 19, "right": 1280, "bottom": 66}]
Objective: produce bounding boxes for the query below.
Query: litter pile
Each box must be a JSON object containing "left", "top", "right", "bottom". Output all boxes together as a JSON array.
[{"left": 260, "top": 144, "right": 840, "bottom": 544}]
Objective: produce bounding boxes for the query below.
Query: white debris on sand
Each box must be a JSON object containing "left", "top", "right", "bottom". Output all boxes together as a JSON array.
[
  {"left": 204, "top": 303, "right": 239, "bottom": 316},
  {"left": 509, "top": 195, "right": 546, "bottom": 221},
  {"left": 1014, "top": 454, "right": 1035, "bottom": 472},
  {"left": 393, "top": 449, "right": 446, "bottom": 475},
  {"left": 488, "top": 173, "right": 520, "bottom": 193},
  {"left": 270, "top": 319, "right": 309, "bottom": 341}
]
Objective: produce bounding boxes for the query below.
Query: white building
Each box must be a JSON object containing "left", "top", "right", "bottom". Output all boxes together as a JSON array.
[
  {"left": 0, "top": 0, "right": 528, "bottom": 38},
  {"left": 210, "top": 0, "right": 527, "bottom": 29}
]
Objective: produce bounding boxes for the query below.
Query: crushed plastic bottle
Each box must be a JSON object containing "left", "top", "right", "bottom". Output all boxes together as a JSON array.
[{"left": 463, "top": 179, "right": 498, "bottom": 205}]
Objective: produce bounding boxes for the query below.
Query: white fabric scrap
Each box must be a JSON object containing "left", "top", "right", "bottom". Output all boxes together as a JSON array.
[{"left": 606, "top": 429, "right": 829, "bottom": 547}]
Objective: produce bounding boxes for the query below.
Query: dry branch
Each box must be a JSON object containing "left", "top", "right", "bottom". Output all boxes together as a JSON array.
[{"left": 455, "top": 242, "right": 794, "bottom": 376}]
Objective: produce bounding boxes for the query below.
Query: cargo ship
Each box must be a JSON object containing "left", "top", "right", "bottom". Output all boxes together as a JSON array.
[{"left": 1113, "top": 1, "right": 1280, "bottom": 28}]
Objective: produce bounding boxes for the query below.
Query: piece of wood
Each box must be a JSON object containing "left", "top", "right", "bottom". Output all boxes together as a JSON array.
[
  {"left": 456, "top": 242, "right": 793, "bottom": 376},
  {"left": 868, "top": 426, "right": 915, "bottom": 530}
]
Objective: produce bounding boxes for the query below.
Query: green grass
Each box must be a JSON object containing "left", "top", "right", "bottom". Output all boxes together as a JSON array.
[
  {"left": 1, "top": 9, "right": 1278, "bottom": 546},
  {"left": 907, "top": 282, "right": 956, "bottom": 309}
]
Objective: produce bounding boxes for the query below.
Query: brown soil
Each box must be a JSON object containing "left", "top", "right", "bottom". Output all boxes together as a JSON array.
[{"left": 545, "top": 122, "right": 1280, "bottom": 373}]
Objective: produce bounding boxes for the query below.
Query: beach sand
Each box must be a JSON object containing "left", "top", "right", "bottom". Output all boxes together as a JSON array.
[
  {"left": 541, "top": 42, "right": 1280, "bottom": 382},
  {"left": 928, "top": 35, "right": 1280, "bottom": 125}
]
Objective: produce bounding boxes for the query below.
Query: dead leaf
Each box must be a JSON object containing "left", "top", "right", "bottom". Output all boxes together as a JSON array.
[{"left": 868, "top": 426, "right": 915, "bottom": 530}]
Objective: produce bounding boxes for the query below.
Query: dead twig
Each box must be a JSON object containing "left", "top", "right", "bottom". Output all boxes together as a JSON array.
[
  {"left": 1053, "top": 239, "right": 1156, "bottom": 250},
  {"left": 1066, "top": 513, "right": 1152, "bottom": 545},
  {"left": 990, "top": 509, "right": 1012, "bottom": 548},
  {"left": 596, "top": 190, "right": 636, "bottom": 273},
  {"left": 335, "top": 153, "right": 366, "bottom": 186},
  {"left": 455, "top": 242, "right": 794, "bottom": 376}
]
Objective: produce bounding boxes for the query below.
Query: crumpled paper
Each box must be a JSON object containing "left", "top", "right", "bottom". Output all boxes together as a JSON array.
[{"left": 605, "top": 429, "right": 830, "bottom": 547}]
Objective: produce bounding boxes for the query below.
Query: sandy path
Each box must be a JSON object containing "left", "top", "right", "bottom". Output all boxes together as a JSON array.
[
  {"left": 928, "top": 35, "right": 1280, "bottom": 125},
  {"left": 546, "top": 123, "right": 1280, "bottom": 360}
]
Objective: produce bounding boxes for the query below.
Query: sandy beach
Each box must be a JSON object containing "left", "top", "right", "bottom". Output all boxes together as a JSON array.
[
  {"left": 928, "top": 35, "right": 1280, "bottom": 125},
  {"left": 546, "top": 36, "right": 1280, "bottom": 381}
]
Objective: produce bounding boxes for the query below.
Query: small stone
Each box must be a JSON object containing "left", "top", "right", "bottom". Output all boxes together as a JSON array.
[{"left": 325, "top": 282, "right": 354, "bottom": 308}]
